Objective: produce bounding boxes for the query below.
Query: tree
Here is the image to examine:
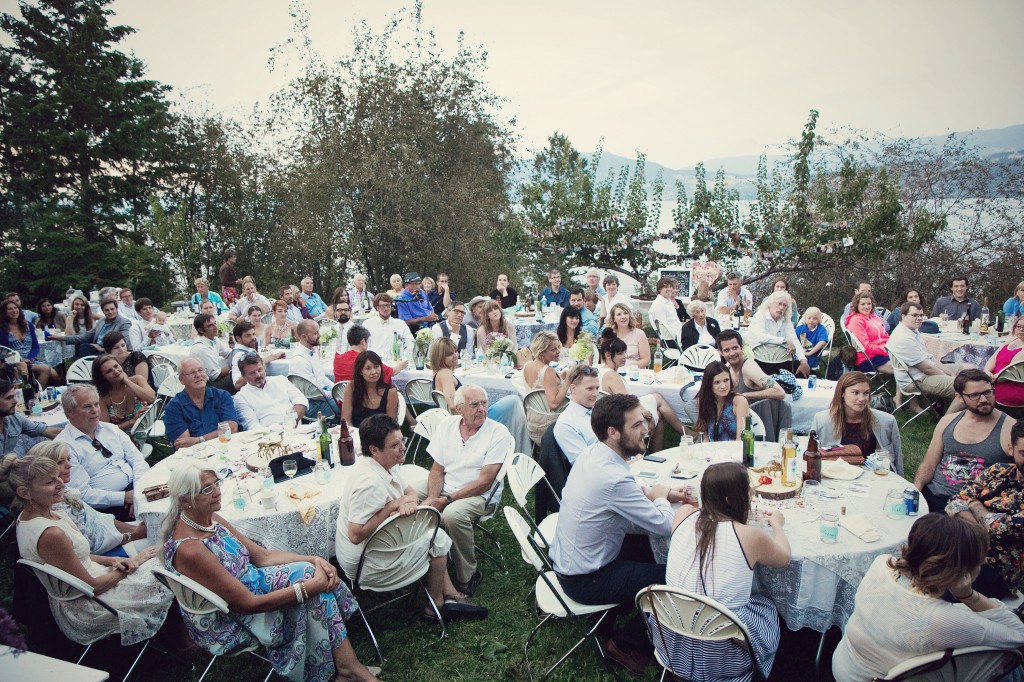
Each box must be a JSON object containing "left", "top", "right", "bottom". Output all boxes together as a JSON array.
[{"left": 0, "top": 0, "right": 177, "bottom": 299}]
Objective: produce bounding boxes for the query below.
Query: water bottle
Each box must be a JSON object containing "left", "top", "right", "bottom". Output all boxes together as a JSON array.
[
  {"left": 653, "top": 348, "right": 663, "bottom": 373},
  {"left": 475, "top": 346, "right": 485, "bottom": 367}
]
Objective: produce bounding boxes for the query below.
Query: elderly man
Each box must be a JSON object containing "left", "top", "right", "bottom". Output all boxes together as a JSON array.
[
  {"left": 299, "top": 276, "right": 327, "bottom": 318},
  {"left": 915, "top": 370, "right": 1014, "bottom": 511},
  {"left": 553, "top": 365, "right": 600, "bottom": 464},
  {"left": 932, "top": 275, "right": 982, "bottom": 321},
  {"left": 430, "top": 300, "right": 475, "bottom": 357},
  {"left": 162, "top": 358, "right": 239, "bottom": 450},
  {"left": 190, "top": 277, "right": 227, "bottom": 313},
  {"left": 946, "top": 419, "right": 1024, "bottom": 599},
  {"left": 648, "top": 277, "right": 689, "bottom": 343},
  {"left": 394, "top": 272, "right": 438, "bottom": 333},
  {"left": 228, "top": 320, "right": 285, "bottom": 391},
  {"left": 715, "top": 271, "right": 754, "bottom": 316},
  {"left": 292, "top": 319, "right": 335, "bottom": 418},
  {"left": 363, "top": 293, "right": 414, "bottom": 362},
  {"left": 550, "top": 393, "right": 694, "bottom": 675},
  {"left": 0, "top": 378, "right": 61, "bottom": 455},
  {"left": 747, "top": 291, "right": 811, "bottom": 377},
  {"left": 886, "top": 301, "right": 970, "bottom": 414},
  {"left": 52, "top": 297, "right": 134, "bottom": 355},
  {"left": 489, "top": 274, "right": 517, "bottom": 309},
  {"left": 569, "top": 289, "right": 600, "bottom": 337},
  {"left": 348, "top": 273, "right": 373, "bottom": 313},
  {"left": 234, "top": 354, "right": 307, "bottom": 429},
  {"left": 227, "top": 279, "right": 272, "bottom": 319},
  {"left": 539, "top": 267, "right": 570, "bottom": 308},
  {"left": 189, "top": 313, "right": 233, "bottom": 391},
  {"left": 336, "top": 415, "right": 487, "bottom": 620},
  {"left": 117, "top": 287, "right": 142, "bottom": 321},
  {"left": 414, "top": 385, "right": 513, "bottom": 596},
  {"left": 585, "top": 269, "right": 607, "bottom": 297},
  {"left": 54, "top": 384, "right": 148, "bottom": 520}
]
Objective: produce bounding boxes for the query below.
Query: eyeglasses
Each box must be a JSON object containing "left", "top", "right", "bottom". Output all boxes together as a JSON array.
[
  {"left": 449, "top": 309, "right": 466, "bottom": 315},
  {"left": 577, "top": 366, "right": 599, "bottom": 376},
  {"left": 198, "top": 479, "right": 224, "bottom": 496},
  {"left": 182, "top": 369, "right": 206, "bottom": 378},
  {"left": 91, "top": 439, "right": 114, "bottom": 458},
  {"left": 962, "top": 389, "right": 994, "bottom": 401}
]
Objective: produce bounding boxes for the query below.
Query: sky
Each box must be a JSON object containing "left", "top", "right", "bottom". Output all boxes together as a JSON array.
[{"left": 40, "top": 0, "right": 1024, "bottom": 168}]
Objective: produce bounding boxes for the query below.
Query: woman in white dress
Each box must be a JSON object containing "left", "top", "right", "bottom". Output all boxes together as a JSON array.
[
  {"left": 521, "top": 331, "right": 570, "bottom": 444},
  {"left": 605, "top": 302, "right": 650, "bottom": 368},
  {"left": 0, "top": 452, "right": 171, "bottom": 646}
]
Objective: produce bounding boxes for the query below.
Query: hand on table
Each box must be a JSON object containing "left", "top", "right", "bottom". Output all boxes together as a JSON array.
[
  {"left": 767, "top": 511, "right": 786, "bottom": 529},
  {"left": 644, "top": 483, "right": 670, "bottom": 501},
  {"left": 667, "top": 487, "right": 698, "bottom": 506}
]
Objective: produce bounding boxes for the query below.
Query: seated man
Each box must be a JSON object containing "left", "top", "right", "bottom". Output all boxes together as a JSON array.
[
  {"left": 127, "top": 297, "right": 159, "bottom": 350},
  {"left": 162, "top": 358, "right": 239, "bottom": 450},
  {"left": 585, "top": 269, "right": 607, "bottom": 297},
  {"left": 553, "top": 365, "right": 600, "bottom": 464},
  {"left": 715, "top": 330, "right": 789, "bottom": 441},
  {"left": 348, "top": 273, "right": 373, "bottom": 313},
  {"left": 226, "top": 278, "right": 272, "bottom": 320},
  {"left": 413, "top": 385, "right": 513, "bottom": 596},
  {"left": 334, "top": 325, "right": 404, "bottom": 383},
  {"left": 298, "top": 276, "right": 327, "bottom": 318},
  {"left": 569, "top": 289, "right": 600, "bottom": 337},
  {"left": 430, "top": 301, "right": 475, "bottom": 358},
  {"left": 550, "top": 393, "right": 692, "bottom": 675},
  {"left": 394, "top": 272, "right": 438, "bottom": 333},
  {"left": 886, "top": 302, "right": 969, "bottom": 414},
  {"left": 648, "top": 277, "right": 689, "bottom": 343},
  {"left": 291, "top": 319, "right": 335, "bottom": 418},
  {"left": 335, "top": 415, "right": 487, "bottom": 620},
  {"left": 931, "top": 275, "right": 982, "bottom": 321},
  {"left": 54, "top": 384, "right": 148, "bottom": 520},
  {"left": 915, "top": 369, "right": 1014, "bottom": 511},
  {"left": 362, "top": 293, "right": 414, "bottom": 362},
  {"left": 51, "top": 296, "right": 134, "bottom": 354},
  {"left": 427, "top": 272, "right": 453, "bottom": 318},
  {"left": 946, "top": 418, "right": 1024, "bottom": 598},
  {"left": 228, "top": 320, "right": 285, "bottom": 391},
  {"left": 715, "top": 271, "right": 754, "bottom": 316},
  {"left": 189, "top": 313, "right": 233, "bottom": 391},
  {"left": 233, "top": 354, "right": 308, "bottom": 429},
  {"left": 539, "top": 267, "right": 570, "bottom": 308},
  {"left": 116, "top": 287, "right": 142, "bottom": 321},
  {"left": 746, "top": 291, "right": 811, "bottom": 377},
  {"left": 0, "top": 378, "right": 61, "bottom": 455},
  {"left": 841, "top": 280, "right": 875, "bottom": 319}
]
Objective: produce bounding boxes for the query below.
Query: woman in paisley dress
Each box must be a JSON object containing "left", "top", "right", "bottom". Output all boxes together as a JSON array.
[{"left": 161, "top": 462, "right": 378, "bottom": 682}]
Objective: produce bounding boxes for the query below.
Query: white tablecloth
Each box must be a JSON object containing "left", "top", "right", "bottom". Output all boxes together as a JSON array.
[{"left": 632, "top": 441, "right": 927, "bottom": 633}]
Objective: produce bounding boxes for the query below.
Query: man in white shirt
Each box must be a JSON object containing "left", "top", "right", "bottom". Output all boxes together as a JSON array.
[
  {"left": 362, "top": 293, "right": 414, "bottom": 363},
  {"left": 553, "top": 365, "right": 600, "bottom": 464},
  {"left": 189, "top": 313, "right": 233, "bottom": 391},
  {"left": 412, "top": 385, "right": 513, "bottom": 596},
  {"left": 127, "top": 297, "right": 158, "bottom": 350},
  {"left": 715, "top": 271, "right": 754, "bottom": 316},
  {"left": 292, "top": 319, "right": 336, "bottom": 419},
  {"left": 647, "top": 277, "right": 688, "bottom": 343},
  {"left": 746, "top": 291, "right": 811, "bottom": 377},
  {"left": 54, "top": 384, "right": 149, "bottom": 520},
  {"left": 117, "top": 287, "right": 142, "bottom": 321},
  {"left": 430, "top": 301, "right": 474, "bottom": 357},
  {"left": 886, "top": 302, "right": 969, "bottom": 414},
  {"left": 227, "top": 320, "right": 286, "bottom": 391},
  {"left": 233, "top": 354, "right": 308, "bottom": 429},
  {"left": 227, "top": 279, "right": 272, "bottom": 319}
]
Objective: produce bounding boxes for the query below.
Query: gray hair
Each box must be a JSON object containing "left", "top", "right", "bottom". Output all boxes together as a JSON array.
[
  {"left": 686, "top": 299, "right": 707, "bottom": 316},
  {"left": 62, "top": 383, "right": 98, "bottom": 412},
  {"left": 160, "top": 460, "right": 219, "bottom": 541},
  {"left": 194, "top": 277, "right": 210, "bottom": 287},
  {"left": 725, "top": 271, "right": 742, "bottom": 282},
  {"left": 453, "top": 384, "right": 486, "bottom": 407},
  {"left": 756, "top": 290, "right": 793, "bottom": 319},
  {"left": 178, "top": 357, "right": 202, "bottom": 379}
]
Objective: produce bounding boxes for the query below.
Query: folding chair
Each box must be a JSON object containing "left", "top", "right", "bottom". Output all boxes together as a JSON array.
[
  {"left": 748, "top": 410, "right": 766, "bottom": 440},
  {"left": 148, "top": 354, "right": 179, "bottom": 393},
  {"left": 877, "top": 645, "right": 1023, "bottom": 682},
  {"left": 679, "top": 344, "right": 719, "bottom": 372},
  {"left": 504, "top": 452, "right": 559, "bottom": 551},
  {"left": 19, "top": 559, "right": 154, "bottom": 681},
  {"left": 751, "top": 343, "right": 792, "bottom": 367},
  {"left": 67, "top": 356, "right": 96, "bottom": 383},
  {"left": 316, "top": 317, "right": 340, "bottom": 330},
  {"left": 129, "top": 400, "right": 161, "bottom": 461},
  {"left": 819, "top": 312, "right": 836, "bottom": 363},
  {"left": 888, "top": 351, "right": 943, "bottom": 427},
  {"left": 471, "top": 444, "right": 514, "bottom": 574},
  {"left": 993, "top": 362, "right": 1024, "bottom": 420},
  {"left": 330, "top": 380, "right": 348, "bottom": 407},
  {"left": 504, "top": 507, "right": 615, "bottom": 681},
  {"left": 636, "top": 584, "right": 762, "bottom": 682},
  {"left": 405, "top": 407, "right": 448, "bottom": 465},
  {"left": 523, "top": 389, "right": 569, "bottom": 450},
  {"left": 430, "top": 389, "right": 450, "bottom": 413},
  {"left": 404, "top": 378, "right": 435, "bottom": 418},
  {"left": 287, "top": 374, "right": 339, "bottom": 424},
  {"left": 152, "top": 567, "right": 273, "bottom": 682},
  {"left": 844, "top": 326, "right": 892, "bottom": 396},
  {"left": 157, "top": 373, "right": 184, "bottom": 400},
  {"left": 653, "top": 320, "right": 681, "bottom": 369}
]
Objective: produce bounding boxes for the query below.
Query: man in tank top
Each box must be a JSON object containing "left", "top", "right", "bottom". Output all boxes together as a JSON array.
[
  {"left": 717, "top": 330, "right": 785, "bottom": 402},
  {"left": 914, "top": 369, "right": 1014, "bottom": 511}
]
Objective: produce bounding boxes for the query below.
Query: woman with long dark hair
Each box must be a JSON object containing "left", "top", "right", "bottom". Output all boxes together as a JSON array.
[
  {"left": 92, "top": 354, "right": 155, "bottom": 432},
  {"left": 325, "top": 287, "right": 351, "bottom": 321},
  {"left": 886, "top": 288, "right": 925, "bottom": 333},
  {"left": 556, "top": 305, "right": 582, "bottom": 354},
  {"left": 693, "top": 361, "right": 749, "bottom": 442},
  {"left": 341, "top": 351, "right": 398, "bottom": 428},
  {"left": 0, "top": 299, "right": 59, "bottom": 387},
  {"left": 35, "top": 297, "right": 66, "bottom": 331},
  {"left": 655, "top": 462, "right": 791, "bottom": 680}
]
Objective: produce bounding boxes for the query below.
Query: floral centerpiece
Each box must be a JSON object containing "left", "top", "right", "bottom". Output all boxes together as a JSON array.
[
  {"left": 216, "top": 320, "right": 234, "bottom": 339},
  {"left": 318, "top": 324, "right": 339, "bottom": 346},
  {"left": 485, "top": 334, "right": 517, "bottom": 366},
  {"left": 570, "top": 331, "right": 595, "bottom": 364},
  {"left": 414, "top": 328, "right": 434, "bottom": 369}
]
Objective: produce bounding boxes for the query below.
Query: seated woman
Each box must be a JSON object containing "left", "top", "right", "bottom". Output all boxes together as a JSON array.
[
  {"left": 387, "top": 273, "right": 404, "bottom": 299},
  {"left": 845, "top": 292, "right": 894, "bottom": 375},
  {"left": 555, "top": 305, "right": 583, "bottom": 359},
  {"left": 35, "top": 297, "right": 66, "bottom": 333},
  {"left": 430, "top": 338, "right": 530, "bottom": 454},
  {"left": 693, "top": 361, "right": 749, "bottom": 442},
  {"left": 34, "top": 441, "right": 146, "bottom": 557},
  {"left": 832, "top": 513, "right": 1024, "bottom": 682},
  {"left": 162, "top": 461, "right": 379, "bottom": 682},
  {"left": 595, "top": 329, "right": 688, "bottom": 451},
  {"left": 102, "top": 330, "right": 152, "bottom": 387},
  {"left": 325, "top": 287, "right": 352, "bottom": 321},
  {"left": 1, "top": 452, "right": 170, "bottom": 647},
  {"left": 810, "top": 371, "right": 902, "bottom": 472},
  {"left": 1003, "top": 281, "right": 1024, "bottom": 322},
  {"left": 247, "top": 305, "right": 266, "bottom": 346},
  {"left": 64, "top": 294, "right": 99, "bottom": 359},
  {"left": 521, "top": 331, "right": 570, "bottom": 444},
  {"left": 475, "top": 300, "right": 517, "bottom": 354},
  {"left": 656, "top": 462, "right": 790, "bottom": 681},
  {"left": 92, "top": 353, "right": 156, "bottom": 433},
  {"left": 264, "top": 299, "right": 296, "bottom": 350},
  {"left": 605, "top": 302, "right": 650, "bottom": 368},
  {"left": 794, "top": 306, "right": 829, "bottom": 372},
  {"left": 985, "top": 315, "right": 1024, "bottom": 407},
  {"left": 678, "top": 300, "right": 720, "bottom": 350},
  {"left": 886, "top": 289, "right": 924, "bottom": 333},
  {"left": 0, "top": 299, "right": 59, "bottom": 388},
  {"left": 341, "top": 351, "right": 399, "bottom": 429}
]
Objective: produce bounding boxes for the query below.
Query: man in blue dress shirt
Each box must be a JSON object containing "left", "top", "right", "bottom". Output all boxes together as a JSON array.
[
  {"left": 539, "top": 267, "right": 570, "bottom": 308},
  {"left": 552, "top": 365, "right": 600, "bottom": 464},
  {"left": 394, "top": 272, "right": 439, "bottom": 333},
  {"left": 569, "top": 289, "right": 600, "bottom": 338}
]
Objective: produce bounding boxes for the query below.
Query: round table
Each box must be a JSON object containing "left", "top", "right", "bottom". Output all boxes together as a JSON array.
[
  {"left": 630, "top": 441, "right": 927, "bottom": 633},
  {"left": 921, "top": 330, "right": 1004, "bottom": 366},
  {"left": 134, "top": 424, "right": 362, "bottom": 558}
]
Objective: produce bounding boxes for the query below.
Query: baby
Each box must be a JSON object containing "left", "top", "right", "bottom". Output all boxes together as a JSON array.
[{"left": 149, "top": 310, "right": 176, "bottom": 346}]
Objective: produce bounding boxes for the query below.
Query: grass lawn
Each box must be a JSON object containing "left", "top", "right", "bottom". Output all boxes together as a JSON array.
[{"left": 0, "top": 406, "right": 939, "bottom": 681}]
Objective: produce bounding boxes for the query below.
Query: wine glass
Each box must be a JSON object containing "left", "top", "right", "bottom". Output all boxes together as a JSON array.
[{"left": 283, "top": 460, "right": 298, "bottom": 480}]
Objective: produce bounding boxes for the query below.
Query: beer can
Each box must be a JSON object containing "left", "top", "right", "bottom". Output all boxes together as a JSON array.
[
  {"left": 904, "top": 488, "right": 919, "bottom": 516},
  {"left": 808, "top": 375, "right": 817, "bottom": 389}
]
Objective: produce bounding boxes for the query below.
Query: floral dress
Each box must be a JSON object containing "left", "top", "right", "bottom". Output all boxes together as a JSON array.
[{"left": 164, "top": 524, "right": 359, "bottom": 682}]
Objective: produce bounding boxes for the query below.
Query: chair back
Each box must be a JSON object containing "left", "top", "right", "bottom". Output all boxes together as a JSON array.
[
  {"left": 523, "top": 388, "right": 567, "bottom": 418},
  {"left": 261, "top": 312, "right": 274, "bottom": 325},
  {"left": 412, "top": 408, "right": 448, "bottom": 439},
  {"left": 288, "top": 374, "right": 324, "bottom": 402},
  {"left": 18, "top": 558, "right": 96, "bottom": 601},
  {"left": 653, "top": 321, "right": 682, "bottom": 361},
  {"left": 503, "top": 506, "right": 548, "bottom": 573},
  {"left": 430, "top": 390, "right": 450, "bottom": 413},
  {"left": 67, "top": 356, "right": 96, "bottom": 383},
  {"left": 505, "top": 452, "right": 546, "bottom": 508},
  {"left": 748, "top": 410, "right": 766, "bottom": 440},
  {"left": 152, "top": 566, "right": 230, "bottom": 616},
  {"left": 316, "top": 318, "right": 339, "bottom": 330},
  {"left": 819, "top": 313, "right": 836, "bottom": 340},
  {"left": 331, "top": 381, "right": 348, "bottom": 405},
  {"left": 404, "top": 378, "right": 434, "bottom": 404},
  {"left": 994, "top": 361, "right": 1024, "bottom": 386},
  {"left": 354, "top": 507, "right": 440, "bottom": 587},
  {"left": 879, "top": 645, "right": 1024, "bottom": 682},
  {"left": 395, "top": 394, "right": 407, "bottom": 428},
  {"left": 680, "top": 345, "right": 719, "bottom": 371},
  {"left": 149, "top": 355, "right": 178, "bottom": 390},
  {"left": 157, "top": 373, "right": 185, "bottom": 399},
  {"left": 751, "top": 344, "right": 791, "bottom": 364},
  {"left": 129, "top": 400, "right": 161, "bottom": 450},
  {"left": 887, "top": 351, "right": 923, "bottom": 396}
]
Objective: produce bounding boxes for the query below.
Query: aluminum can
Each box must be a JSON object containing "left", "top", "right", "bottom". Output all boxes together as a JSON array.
[
  {"left": 904, "top": 488, "right": 919, "bottom": 516},
  {"left": 808, "top": 375, "right": 817, "bottom": 389}
]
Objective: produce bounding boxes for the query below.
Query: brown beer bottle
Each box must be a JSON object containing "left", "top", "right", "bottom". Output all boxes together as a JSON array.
[
  {"left": 337, "top": 419, "right": 356, "bottom": 466},
  {"left": 804, "top": 429, "right": 822, "bottom": 482}
]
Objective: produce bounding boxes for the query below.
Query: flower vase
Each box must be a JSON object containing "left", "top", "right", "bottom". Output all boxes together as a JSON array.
[{"left": 415, "top": 349, "right": 425, "bottom": 371}]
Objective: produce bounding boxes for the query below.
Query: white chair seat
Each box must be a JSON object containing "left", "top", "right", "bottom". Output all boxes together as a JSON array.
[
  {"left": 151, "top": 421, "right": 165, "bottom": 438},
  {"left": 535, "top": 513, "right": 558, "bottom": 547},
  {"left": 536, "top": 571, "right": 615, "bottom": 618}
]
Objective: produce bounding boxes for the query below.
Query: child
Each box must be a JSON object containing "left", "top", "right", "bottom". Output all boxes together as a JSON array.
[
  {"left": 826, "top": 345, "right": 858, "bottom": 381},
  {"left": 795, "top": 307, "right": 829, "bottom": 371},
  {"left": 149, "top": 310, "right": 176, "bottom": 347}
]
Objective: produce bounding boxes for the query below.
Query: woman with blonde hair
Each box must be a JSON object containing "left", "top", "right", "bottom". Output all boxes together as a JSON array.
[
  {"left": 521, "top": 331, "right": 570, "bottom": 443},
  {"left": 605, "top": 302, "right": 650, "bottom": 368},
  {"left": 475, "top": 299, "right": 517, "bottom": 353}
]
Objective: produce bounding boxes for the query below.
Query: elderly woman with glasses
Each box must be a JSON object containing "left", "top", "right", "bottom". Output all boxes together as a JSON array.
[{"left": 161, "top": 460, "right": 379, "bottom": 682}]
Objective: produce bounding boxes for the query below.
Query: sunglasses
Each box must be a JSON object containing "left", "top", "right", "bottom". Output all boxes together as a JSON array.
[
  {"left": 92, "top": 439, "right": 114, "bottom": 458},
  {"left": 578, "top": 366, "right": 599, "bottom": 376}
]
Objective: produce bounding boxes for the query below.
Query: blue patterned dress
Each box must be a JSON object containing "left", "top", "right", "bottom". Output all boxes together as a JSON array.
[
  {"left": 709, "top": 401, "right": 738, "bottom": 442},
  {"left": 164, "top": 524, "right": 359, "bottom": 682}
]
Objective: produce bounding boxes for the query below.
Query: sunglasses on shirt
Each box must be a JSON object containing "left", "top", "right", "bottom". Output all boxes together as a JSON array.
[{"left": 92, "top": 438, "right": 114, "bottom": 458}]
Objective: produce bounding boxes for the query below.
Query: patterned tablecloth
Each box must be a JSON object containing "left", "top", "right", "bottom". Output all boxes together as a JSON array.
[
  {"left": 920, "top": 331, "right": 1004, "bottom": 366},
  {"left": 634, "top": 441, "right": 926, "bottom": 633},
  {"left": 512, "top": 312, "right": 560, "bottom": 349},
  {"left": 37, "top": 339, "right": 70, "bottom": 367}
]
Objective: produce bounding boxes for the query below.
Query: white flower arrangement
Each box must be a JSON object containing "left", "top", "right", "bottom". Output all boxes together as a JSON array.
[
  {"left": 570, "top": 331, "right": 595, "bottom": 363},
  {"left": 415, "top": 327, "right": 434, "bottom": 353},
  {"left": 486, "top": 334, "right": 516, "bottom": 364},
  {"left": 318, "top": 325, "right": 338, "bottom": 345}
]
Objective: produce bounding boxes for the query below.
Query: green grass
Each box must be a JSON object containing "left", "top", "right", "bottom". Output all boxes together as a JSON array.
[{"left": 0, "top": 402, "right": 939, "bottom": 682}]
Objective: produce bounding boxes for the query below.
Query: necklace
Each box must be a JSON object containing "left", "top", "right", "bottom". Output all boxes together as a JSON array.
[{"left": 179, "top": 511, "right": 216, "bottom": 533}]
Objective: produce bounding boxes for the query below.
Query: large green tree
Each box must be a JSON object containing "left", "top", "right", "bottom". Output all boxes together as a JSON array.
[{"left": 0, "top": 0, "right": 176, "bottom": 300}]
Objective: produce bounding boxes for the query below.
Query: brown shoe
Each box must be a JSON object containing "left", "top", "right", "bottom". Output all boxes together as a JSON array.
[{"left": 604, "top": 638, "right": 650, "bottom": 676}]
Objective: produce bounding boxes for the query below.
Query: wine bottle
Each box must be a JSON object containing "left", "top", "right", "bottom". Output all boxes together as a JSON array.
[{"left": 741, "top": 415, "right": 755, "bottom": 468}]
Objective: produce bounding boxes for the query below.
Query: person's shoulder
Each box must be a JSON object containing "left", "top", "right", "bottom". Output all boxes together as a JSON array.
[{"left": 871, "top": 408, "right": 897, "bottom": 427}]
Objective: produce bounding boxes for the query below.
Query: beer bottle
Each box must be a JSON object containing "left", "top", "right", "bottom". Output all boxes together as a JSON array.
[
  {"left": 803, "top": 430, "right": 821, "bottom": 482},
  {"left": 781, "top": 429, "right": 798, "bottom": 487},
  {"left": 337, "top": 419, "right": 356, "bottom": 466}
]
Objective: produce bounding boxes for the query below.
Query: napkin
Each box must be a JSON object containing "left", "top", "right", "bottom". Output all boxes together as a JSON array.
[
  {"left": 840, "top": 515, "right": 880, "bottom": 543},
  {"left": 287, "top": 486, "right": 321, "bottom": 524},
  {"left": 821, "top": 459, "right": 863, "bottom": 481}
]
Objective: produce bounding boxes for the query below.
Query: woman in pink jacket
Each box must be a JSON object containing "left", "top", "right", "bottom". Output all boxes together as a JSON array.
[{"left": 844, "top": 292, "right": 894, "bottom": 375}]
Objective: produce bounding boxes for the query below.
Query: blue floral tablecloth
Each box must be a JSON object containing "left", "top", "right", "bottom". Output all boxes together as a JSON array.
[{"left": 513, "top": 319, "right": 558, "bottom": 348}]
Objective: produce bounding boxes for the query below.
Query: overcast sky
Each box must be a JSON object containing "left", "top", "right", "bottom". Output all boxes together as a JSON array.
[{"left": 95, "top": 0, "right": 1024, "bottom": 167}]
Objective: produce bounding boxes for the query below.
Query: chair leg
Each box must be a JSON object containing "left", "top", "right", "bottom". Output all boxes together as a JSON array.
[
  {"left": 542, "top": 610, "right": 611, "bottom": 680},
  {"left": 75, "top": 643, "right": 93, "bottom": 665},
  {"left": 355, "top": 605, "right": 385, "bottom": 665},
  {"left": 121, "top": 639, "right": 150, "bottom": 682},
  {"left": 195, "top": 654, "right": 218, "bottom": 682},
  {"left": 523, "top": 613, "right": 554, "bottom": 682},
  {"left": 263, "top": 668, "right": 274, "bottom": 682},
  {"left": 813, "top": 628, "right": 828, "bottom": 681},
  {"left": 473, "top": 522, "right": 507, "bottom": 574},
  {"left": 422, "top": 584, "right": 447, "bottom": 640}
]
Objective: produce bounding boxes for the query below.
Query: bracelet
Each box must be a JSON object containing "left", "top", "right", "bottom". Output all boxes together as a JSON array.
[
  {"left": 299, "top": 582, "right": 309, "bottom": 603},
  {"left": 294, "top": 583, "right": 304, "bottom": 604},
  {"left": 953, "top": 589, "right": 975, "bottom": 602}
]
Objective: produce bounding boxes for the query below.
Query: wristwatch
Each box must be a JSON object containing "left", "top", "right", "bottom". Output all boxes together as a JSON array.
[{"left": 442, "top": 493, "right": 454, "bottom": 505}]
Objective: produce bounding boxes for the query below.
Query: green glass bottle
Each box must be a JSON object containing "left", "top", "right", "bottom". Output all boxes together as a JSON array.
[{"left": 741, "top": 414, "right": 755, "bottom": 468}]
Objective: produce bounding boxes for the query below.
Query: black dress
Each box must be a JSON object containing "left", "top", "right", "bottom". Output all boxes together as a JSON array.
[
  {"left": 490, "top": 288, "right": 518, "bottom": 309},
  {"left": 350, "top": 384, "right": 393, "bottom": 429}
]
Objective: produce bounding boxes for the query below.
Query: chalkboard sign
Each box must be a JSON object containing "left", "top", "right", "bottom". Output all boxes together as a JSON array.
[{"left": 658, "top": 268, "right": 692, "bottom": 298}]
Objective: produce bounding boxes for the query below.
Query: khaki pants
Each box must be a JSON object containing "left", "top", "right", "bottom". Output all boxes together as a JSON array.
[
  {"left": 411, "top": 478, "right": 488, "bottom": 584},
  {"left": 915, "top": 362, "right": 970, "bottom": 398}
]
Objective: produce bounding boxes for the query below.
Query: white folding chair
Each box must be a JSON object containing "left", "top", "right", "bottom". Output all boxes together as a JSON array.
[
  {"left": 330, "top": 380, "right": 348, "bottom": 406},
  {"left": 504, "top": 507, "right": 615, "bottom": 681},
  {"left": 636, "top": 584, "right": 761, "bottom": 682},
  {"left": 653, "top": 320, "right": 681, "bottom": 368},
  {"left": 751, "top": 343, "right": 792, "bottom": 366},
  {"left": 819, "top": 312, "right": 836, "bottom": 362},
  {"left": 748, "top": 410, "right": 766, "bottom": 440},
  {"left": 129, "top": 400, "right": 161, "bottom": 461},
  {"left": 405, "top": 408, "right": 449, "bottom": 465},
  {"left": 472, "top": 444, "right": 514, "bottom": 574},
  {"left": 430, "top": 389, "right": 450, "bottom": 413},
  {"left": 523, "top": 389, "right": 569, "bottom": 448},
  {"left": 316, "top": 317, "right": 340, "bottom": 330},
  {"left": 261, "top": 312, "right": 273, "bottom": 325},
  {"left": 66, "top": 355, "right": 96, "bottom": 383},
  {"left": 404, "top": 377, "right": 435, "bottom": 418},
  {"left": 18, "top": 559, "right": 153, "bottom": 681},
  {"left": 287, "top": 374, "right": 339, "bottom": 423},
  {"left": 151, "top": 567, "right": 273, "bottom": 682},
  {"left": 504, "top": 452, "right": 559, "bottom": 550},
  {"left": 877, "top": 645, "right": 1023, "bottom": 682},
  {"left": 147, "top": 354, "right": 178, "bottom": 390},
  {"left": 679, "top": 344, "right": 719, "bottom": 371},
  {"left": 888, "top": 351, "right": 943, "bottom": 427},
  {"left": 157, "top": 373, "right": 184, "bottom": 400}
]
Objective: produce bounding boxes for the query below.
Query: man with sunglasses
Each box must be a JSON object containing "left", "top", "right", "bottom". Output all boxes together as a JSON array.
[
  {"left": 54, "top": 383, "right": 149, "bottom": 521},
  {"left": 0, "top": 378, "right": 61, "bottom": 455},
  {"left": 915, "top": 369, "right": 1015, "bottom": 512},
  {"left": 430, "top": 301, "right": 474, "bottom": 357},
  {"left": 553, "top": 365, "right": 600, "bottom": 464}
]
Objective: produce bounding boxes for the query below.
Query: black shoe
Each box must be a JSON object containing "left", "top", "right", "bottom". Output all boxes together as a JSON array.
[
  {"left": 440, "top": 597, "right": 488, "bottom": 621},
  {"left": 456, "top": 570, "right": 483, "bottom": 597}
]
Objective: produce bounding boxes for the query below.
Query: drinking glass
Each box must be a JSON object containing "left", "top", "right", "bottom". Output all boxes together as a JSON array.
[
  {"left": 802, "top": 479, "right": 820, "bottom": 509},
  {"left": 819, "top": 508, "right": 839, "bottom": 543},
  {"left": 884, "top": 489, "right": 905, "bottom": 519},
  {"left": 218, "top": 422, "right": 231, "bottom": 443},
  {"left": 259, "top": 466, "right": 273, "bottom": 491},
  {"left": 872, "top": 450, "right": 891, "bottom": 476},
  {"left": 679, "top": 435, "right": 694, "bottom": 461},
  {"left": 313, "top": 461, "right": 330, "bottom": 486},
  {"left": 283, "top": 460, "right": 298, "bottom": 480}
]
